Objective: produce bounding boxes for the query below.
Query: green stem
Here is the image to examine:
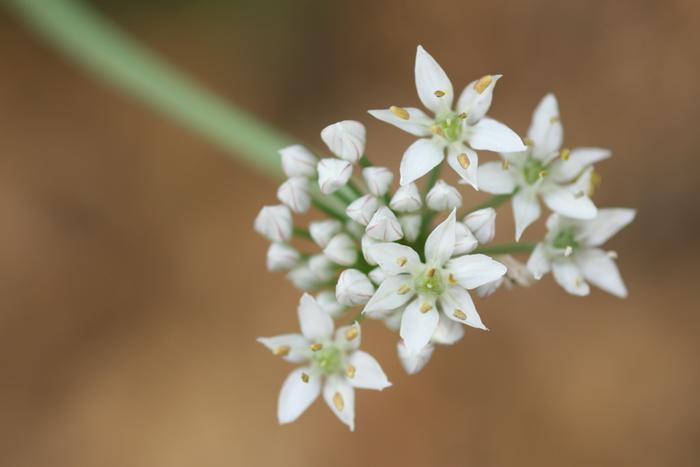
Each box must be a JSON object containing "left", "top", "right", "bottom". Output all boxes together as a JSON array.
[
  {"left": 293, "top": 227, "right": 312, "bottom": 240},
  {"left": 312, "top": 199, "right": 346, "bottom": 221},
  {"left": 346, "top": 179, "right": 364, "bottom": 199},
  {"left": 473, "top": 242, "right": 536, "bottom": 255}
]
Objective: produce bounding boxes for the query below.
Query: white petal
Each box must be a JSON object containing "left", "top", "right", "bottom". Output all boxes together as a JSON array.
[
  {"left": 552, "top": 259, "right": 590, "bottom": 296},
  {"left": 346, "top": 194, "right": 381, "bottom": 226},
  {"left": 287, "top": 264, "right": 321, "bottom": 291},
  {"left": 542, "top": 187, "right": 597, "bottom": 220},
  {"left": 426, "top": 180, "right": 462, "bottom": 211},
  {"left": 424, "top": 209, "right": 456, "bottom": 266},
  {"left": 368, "top": 107, "right": 433, "bottom": 137},
  {"left": 527, "top": 93, "right": 563, "bottom": 160},
  {"left": 399, "top": 214, "right": 422, "bottom": 243},
  {"left": 400, "top": 298, "right": 440, "bottom": 353},
  {"left": 366, "top": 242, "right": 421, "bottom": 275},
  {"left": 266, "top": 243, "right": 300, "bottom": 272},
  {"left": 512, "top": 191, "right": 541, "bottom": 240},
  {"left": 390, "top": 183, "right": 423, "bottom": 212},
  {"left": 363, "top": 275, "right": 414, "bottom": 314},
  {"left": 277, "top": 176, "right": 311, "bottom": 213},
  {"left": 309, "top": 219, "right": 342, "bottom": 248},
  {"left": 257, "top": 334, "right": 310, "bottom": 364},
  {"left": 414, "top": 45, "right": 454, "bottom": 114},
  {"left": 468, "top": 118, "right": 527, "bottom": 153},
  {"left": 577, "top": 208, "right": 636, "bottom": 247},
  {"left": 316, "top": 290, "right": 346, "bottom": 318},
  {"left": 463, "top": 207, "right": 497, "bottom": 244},
  {"left": 317, "top": 158, "right": 353, "bottom": 194},
  {"left": 397, "top": 341, "right": 434, "bottom": 375},
  {"left": 323, "top": 375, "right": 355, "bottom": 431},
  {"left": 526, "top": 243, "right": 551, "bottom": 280},
  {"left": 320, "top": 120, "right": 366, "bottom": 163},
  {"left": 439, "top": 285, "right": 486, "bottom": 330},
  {"left": 551, "top": 147, "right": 611, "bottom": 183},
  {"left": 454, "top": 222, "right": 478, "bottom": 255},
  {"left": 368, "top": 266, "right": 387, "bottom": 285},
  {"left": 457, "top": 74, "right": 502, "bottom": 125},
  {"left": 361, "top": 234, "right": 379, "bottom": 266},
  {"left": 279, "top": 144, "right": 318, "bottom": 178},
  {"left": 447, "top": 144, "right": 479, "bottom": 189},
  {"left": 477, "top": 161, "right": 516, "bottom": 195},
  {"left": 446, "top": 254, "right": 507, "bottom": 289},
  {"left": 366, "top": 206, "right": 404, "bottom": 242},
  {"left": 347, "top": 351, "right": 392, "bottom": 390},
  {"left": 277, "top": 367, "right": 321, "bottom": 425},
  {"left": 475, "top": 278, "right": 503, "bottom": 298},
  {"left": 362, "top": 166, "right": 394, "bottom": 197},
  {"left": 254, "top": 205, "right": 293, "bottom": 243},
  {"left": 307, "top": 254, "right": 336, "bottom": 282},
  {"left": 575, "top": 248, "right": 628, "bottom": 298},
  {"left": 336, "top": 269, "right": 375, "bottom": 306},
  {"left": 298, "top": 293, "right": 334, "bottom": 341},
  {"left": 431, "top": 312, "right": 465, "bottom": 345},
  {"left": 323, "top": 233, "right": 358, "bottom": 266},
  {"left": 399, "top": 138, "right": 445, "bottom": 186}
]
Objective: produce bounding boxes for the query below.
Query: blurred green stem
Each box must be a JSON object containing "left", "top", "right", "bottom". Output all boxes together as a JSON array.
[{"left": 473, "top": 242, "right": 535, "bottom": 255}]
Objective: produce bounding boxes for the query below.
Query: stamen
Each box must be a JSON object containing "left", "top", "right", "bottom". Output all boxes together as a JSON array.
[
  {"left": 396, "top": 257, "right": 408, "bottom": 267},
  {"left": 457, "top": 153, "right": 470, "bottom": 169},
  {"left": 345, "top": 365, "right": 356, "bottom": 379},
  {"left": 560, "top": 148, "right": 571, "bottom": 160},
  {"left": 574, "top": 190, "right": 585, "bottom": 198},
  {"left": 430, "top": 125, "right": 444, "bottom": 136},
  {"left": 524, "top": 137, "right": 535, "bottom": 147},
  {"left": 538, "top": 170, "right": 548, "bottom": 178},
  {"left": 420, "top": 302, "right": 433, "bottom": 313},
  {"left": 426, "top": 268, "right": 436, "bottom": 278},
  {"left": 345, "top": 325, "right": 358, "bottom": 341},
  {"left": 453, "top": 309, "right": 467, "bottom": 320},
  {"left": 607, "top": 251, "right": 618, "bottom": 259},
  {"left": 398, "top": 284, "right": 411, "bottom": 295},
  {"left": 458, "top": 112, "right": 468, "bottom": 120},
  {"left": 448, "top": 273, "right": 458, "bottom": 285},
  {"left": 301, "top": 372, "right": 310, "bottom": 383},
  {"left": 474, "top": 75, "right": 493, "bottom": 94},
  {"left": 333, "top": 392, "right": 345, "bottom": 411},
  {"left": 434, "top": 90, "right": 446, "bottom": 97},
  {"left": 564, "top": 246, "right": 573, "bottom": 257},
  {"left": 310, "top": 343, "right": 323, "bottom": 351},
  {"left": 550, "top": 116, "right": 560, "bottom": 124},
  {"left": 273, "top": 345, "right": 290, "bottom": 357},
  {"left": 390, "top": 105, "right": 410, "bottom": 120},
  {"left": 575, "top": 277, "right": 583, "bottom": 287},
  {"left": 501, "top": 160, "right": 510, "bottom": 170}
]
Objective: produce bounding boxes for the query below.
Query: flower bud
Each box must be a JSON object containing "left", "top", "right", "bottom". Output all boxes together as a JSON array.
[
  {"left": 320, "top": 120, "right": 366, "bottom": 163},
  {"left": 346, "top": 194, "right": 380, "bottom": 226},
  {"left": 463, "top": 207, "right": 496, "bottom": 244},
  {"left": 476, "top": 278, "right": 503, "bottom": 298},
  {"left": 309, "top": 219, "right": 342, "bottom": 248},
  {"left": 454, "top": 222, "right": 478, "bottom": 255},
  {"left": 361, "top": 234, "right": 379, "bottom": 266},
  {"left": 399, "top": 214, "right": 422, "bottom": 243},
  {"left": 426, "top": 180, "right": 462, "bottom": 211},
  {"left": 389, "top": 183, "right": 422, "bottom": 212},
  {"left": 316, "top": 290, "right": 345, "bottom": 318},
  {"left": 368, "top": 267, "right": 387, "bottom": 285},
  {"left": 366, "top": 206, "right": 403, "bottom": 241},
  {"left": 279, "top": 144, "right": 317, "bottom": 178},
  {"left": 397, "top": 341, "right": 434, "bottom": 375},
  {"left": 317, "top": 158, "right": 353, "bottom": 194},
  {"left": 266, "top": 243, "right": 299, "bottom": 272},
  {"left": 432, "top": 314, "right": 466, "bottom": 344},
  {"left": 287, "top": 264, "right": 320, "bottom": 291},
  {"left": 308, "top": 254, "right": 336, "bottom": 282},
  {"left": 277, "top": 176, "right": 311, "bottom": 213},
  {"left": 362, "top": 166, "right": 393, "bottom": 197},
  {"left": 254, "top": 205, "right": 292, "bottom": 242},
  {"left": 335, "top": 269, "right": 375, "bottom": 306},
  {"left": 323, "top": 233, "right": 358, "bottom": 266}
]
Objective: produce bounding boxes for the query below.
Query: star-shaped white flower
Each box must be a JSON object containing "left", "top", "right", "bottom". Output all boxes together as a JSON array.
[
  {"left": 362, "top": 210, "right": 507, "bottom": 353},
  {"left": 369, "top": 46, "right": 526, "bottom": 188},
  {"left": 258, "top": 294, "right": 391, "bottom": 431},
  {"left": 526, "top": 209, "right": 636, "bottom": 297},
  {"left": 478, "top": 93, "right": 611, "bottom": 240}
]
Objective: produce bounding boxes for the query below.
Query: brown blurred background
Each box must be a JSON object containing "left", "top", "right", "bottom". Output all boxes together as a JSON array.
[{"left": 1, "top": 0, "right": 699, "bottom": 466}]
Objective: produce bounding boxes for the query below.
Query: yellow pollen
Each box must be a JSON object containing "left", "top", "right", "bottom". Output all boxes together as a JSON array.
[
  {"left": 538, "top": 170, "right": 548, "bottom": 178},
  {"left": 574, "top": 190, "right": 585, "bottom": 198},
  {"left": 457, "top": 153, "right": 470, "bottom": 169},
  {"left": 345, "top": 365, "right": 356, "bottom": 379},
  {"left": 434, "top": 90, "right": 446, "bottom": 97},
  {"left": 301, "top": 372, "right": 310, "bottom": 383},
  {"left": 420, "top": 302, "right": 433, "bottom": 313},
  {"left": 426, "top": 268, "right": 436, "bottom": 278},
  {"left": 560, "top": 148, "right": 571, "bottom": 160},
  {"left": 550, "top": 116, "right": 560, "bottom": 124},
  {"left": 345, "top": 326, "right": 358, "bottom": 341},
  {"left": 431, "top": 125, "right": 444, "bottom": 135},
  {"left": 273, "top": 345, "right": 290, "bottom": 357},
  {"left": 390, "top": 105, "right": 410, "bottom": 120},
  {"left": 458, "top": 112, "right": 468, "bottom": 119},
  {"left": 474, "top": 75, "right": 493, "bottom": 94},
  {"left": 453, "top": 309, "right": 467, "bottom": 320},
  {"left": 590, "top": 170, "right": 602, "bottom": 195},
  {"left": 333, "top": 392, "right": 345, "bottom": 411},
  {"left": 575, "top": 277, "right": 583, "bottom": 287},
  {"left": 398, "top": 284, "right": 411, "bottom": 295},
  {"left": 397, "top": 257, "right": 408, "bottom": 267},
  {"left": 448, "top": 273, "right": 458, "bottom": 285},
  {"left": 501, "top": 160, "right": 510, "bottom": 170},
  {"left": 524, "top": 137, "right": 535, "bottom": 147},
  {"left": 309, "top": 343, "right": 323, "bottom": 351}
]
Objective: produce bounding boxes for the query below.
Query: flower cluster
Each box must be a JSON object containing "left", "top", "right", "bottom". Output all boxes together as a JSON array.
[{"left": 255, "top": 46, "right": 635, "bottom": 431}]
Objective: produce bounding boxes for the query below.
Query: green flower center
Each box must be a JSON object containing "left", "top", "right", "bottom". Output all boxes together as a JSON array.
[
  {"left": 523, "top": 158, "right": 546, "bottom": 185},
  {"left": 434, "top": 113, "right": 463, "bottom": 142},
  {"left": 414, "top": 267, "right": 446, "bottom": 296},
  {"left": 312, "top": 346, "right": 342, "bottom": 375},
  {"left": 552, "top": 228, "right": 579, "bottom": 250}
]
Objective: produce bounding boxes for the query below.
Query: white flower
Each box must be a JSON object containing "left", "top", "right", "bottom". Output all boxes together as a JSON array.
[
  {"left": 361, "top": 234, "right": 379, "bottom": 265},
  {"left": 453, "top": 222, "right": 478, "bottom": 255},
  {"left": 368, "top": 267, "right": 387, "bottom": 285},
  {"left": 463, "top": 208, "right": 496, "bottom": 244},
  {"left": 476, "top": 255, "right": 535, "bottom": 297},
  {"left": 346, "top": 194, "right": 381, "bottom": 226},
  {"left": 526, "top": 209, "right": 636, "bottom": 297},
  {"left": 366, "top": 206, "right": 403, "bottom": 241},
  {"left": 267, "top": 243, "right": 300, "bottom": 272},
  {"left": 478, "top": 93, "right": 609, "bottom": 240},
  {"left": 323, "top": 233, "right": 358, "bottom": 266},
  {"left": 309, "top": 219, "right": 343, "bottom": 248},
  {"left": 254, "top": 205, "right": 293, "bottom": 242},
  {"left": 288, "top": 264, "right": 321, "bottom": 291},
  {"left": 277, "top": 176, "right": 311, "bottom": 213},
  {"left": 321, "top": 120, "right": 366, "bottom": 163},
  {"left": 398, "top": 341, "right": 434, "bottom": 375},
  {"left": 279, "top": 144, "right": 318, "bottom": 178},
  {"left": 398, "top": 214, "right": 422, "bottom": 243},
  {"left": 258, "top": 294, "right": 391, "bottom": 431},
  {"left": 317, "top": 158, "right": 352, "bottom": 194},
  {"left": 397, "top": 313, "right": 466, "bottom": 374},
  {"left": 426, "top": 180, "right": 462, "bottom": 211},
  {"left": 368, "top": 45, "right": 526, "bottom": 188},
  {"left": 307, "top": 255, "right": 337, "bottom": 282},
  {"left": 389, "top": 183, "right": 422, "bottom": 212},
  {"left": 316, "top": 290, "right": 346, "bottom": 318},
  {"left": 336, "top": 269, "right": 375, "bottom": 306},
  {"left": 363, "top": 210, "right": 506, "bottom": 353},
  {"left": 362, "top": 166, "right": 394, "bottom": 197}
]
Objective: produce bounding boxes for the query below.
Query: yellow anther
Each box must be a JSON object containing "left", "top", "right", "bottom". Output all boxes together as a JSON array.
[
  {"left": 448, "top": 273, "right": 458, "bottom": 285},
  {"left": 396, "top": 257, "right": 408, "bottom": 267},
  {"left": 434, "top": 90, "right": 446, "bottom": 97},
  {"left": 301, "top": 372, "right": 310, "bottom": 383},
  {"left": 309, "top": 343, "right": 323, "bottom": 351},
  {"left": 457, "top": 153, "right": 470, "bottom": 169},
  {"left": 538, "top": 170, "right": 548, "bottom": 178},
  {"left": 390, "top": 105, "right": 410, "bottom": 120},
  {"left": 501, "top": 160, "right": 510, "bottom": 170},
  {"left": 453, "top": 309, "right": 467, "bottom": 320},
  {"left": 574, "top": 190, "right": 585, "bottom": 199},
  {"left": 345, "top": 365, "right": 356, "bottom": 379},
  {"left": 589, "top": 170, "right": 602, "bottom": 195},
  {"left": 420, "top": 302, "right": 433, "bottom": 313},
  {"left": 426, "top": 268, "right": 436, "bottom": 278},
  {"left": 458, "top": 112, "right": 468, "bottom": 119},
  {"left": 430, "top": 125, "right": 444, "bottom": 136},
  {"left": 560, "top": 148, "right": 571, "bottom": 160},
  {"left": 273, "top": 345, "right": 290, "bottom": 357},
  {"left": 524, "top": 137, "right": 535, "bottom": 147},
  {"left": 575, "top": 277, "right": 583, "bottom": 287},
  {"left": 345, "top": 326, "right": 358, "bottom": 341},
  {"left": 550, "top": 116, "right": 560, "bottom": 124},
  {"left": 474, "top": 75, "right": 493, "bottom": 94},
  {"left": 398, "top": 284, "right": 411, "bottom": 295},
  {"left": 333, "top": 392, "right": 345, "bottom": 411}
]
